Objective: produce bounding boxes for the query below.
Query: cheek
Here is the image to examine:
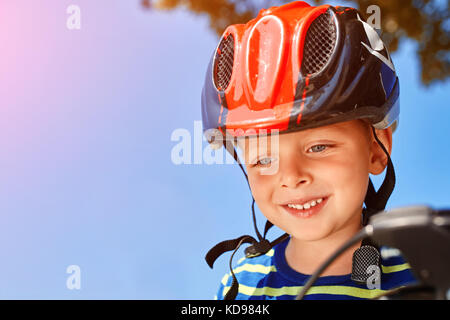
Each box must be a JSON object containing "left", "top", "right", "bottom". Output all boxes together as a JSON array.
[
  {"left": 326, "top": 151, "right": 370, "bottom": 212},
  {"left": 248, "top": 174, "right": 273, "bottom": 203},
  {"left": 248, "top": 173, "right": 279, "bottom": 221}
]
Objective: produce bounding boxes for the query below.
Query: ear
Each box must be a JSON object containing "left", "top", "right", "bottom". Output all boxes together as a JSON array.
[{"left": 369, "top": 126, "right": 393, "bottom": 175}]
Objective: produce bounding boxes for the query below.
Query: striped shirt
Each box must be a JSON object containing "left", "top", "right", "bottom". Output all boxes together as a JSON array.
[{"left": 215, "top": 237, "right": 417, "bottom": 300}]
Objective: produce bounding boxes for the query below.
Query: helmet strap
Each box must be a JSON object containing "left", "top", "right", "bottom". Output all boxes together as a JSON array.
[
  {"left": 363, "top": 126, "right": 396, "bottom": 224},
  {"left": 352, "top": 126, "right": 396, "bottom": 285}
]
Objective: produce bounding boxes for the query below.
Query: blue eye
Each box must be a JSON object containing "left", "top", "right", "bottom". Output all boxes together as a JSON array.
[
  {"left": 255, "top": 157, "right": 272, "bottom": 166},
  {"left": 309, "top": 144, "right": 328, "bottom": 153}
]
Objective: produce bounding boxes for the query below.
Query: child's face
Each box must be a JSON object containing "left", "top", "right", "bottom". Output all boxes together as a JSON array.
[{"left": 237, "top": 120, "right": 392, "bottom": 241}]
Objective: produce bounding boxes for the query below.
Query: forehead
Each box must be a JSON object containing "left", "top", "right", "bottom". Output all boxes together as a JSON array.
[{"left": 236, "top": 120, "right": 368, "bottom": 149}]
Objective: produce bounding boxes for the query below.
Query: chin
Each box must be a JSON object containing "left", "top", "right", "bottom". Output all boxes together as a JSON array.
[{"left": 288, "top": 227, "right": 333, "bottom": 242}]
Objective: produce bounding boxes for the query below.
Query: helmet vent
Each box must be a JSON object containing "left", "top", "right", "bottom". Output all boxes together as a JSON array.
[
  {"left": 301, "top": 10, "right": 337, "bottom": 76},
  {"left": 214, "top": 34, "right": 235, "bottom": 91}
]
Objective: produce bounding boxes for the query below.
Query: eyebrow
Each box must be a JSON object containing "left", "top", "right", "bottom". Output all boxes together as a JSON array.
[
  {"left": 238, "top": 126, "right": 345, "bottom": 144},
  {"left": 236, "top": 134, "right": 278, "bottom": 149},
  {"left": 240, "top": 125, "right": 358, "bottom": 157}
]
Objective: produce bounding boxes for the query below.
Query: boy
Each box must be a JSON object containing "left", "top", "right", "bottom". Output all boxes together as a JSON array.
[{"left": 201, "top": 1, "right": 417, "bottom": 299}]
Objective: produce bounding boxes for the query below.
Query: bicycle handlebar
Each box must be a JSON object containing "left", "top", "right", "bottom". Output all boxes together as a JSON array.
[{"left": 296, "top": 205, "right": 450, "bottom": 300}]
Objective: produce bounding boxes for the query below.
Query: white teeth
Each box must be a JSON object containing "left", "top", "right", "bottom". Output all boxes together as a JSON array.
[{"left": 287, "top": 198, "right": 324, "bottom": 210}]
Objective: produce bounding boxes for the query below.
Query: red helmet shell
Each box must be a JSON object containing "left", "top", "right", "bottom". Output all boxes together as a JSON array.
[{"left": 202, "top": 1, "right": 399, "bottom": 141}]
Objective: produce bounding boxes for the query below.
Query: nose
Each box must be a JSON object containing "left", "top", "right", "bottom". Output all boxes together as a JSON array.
[{"left": 279, "top": 156, "right": 313, "bottom": 189}]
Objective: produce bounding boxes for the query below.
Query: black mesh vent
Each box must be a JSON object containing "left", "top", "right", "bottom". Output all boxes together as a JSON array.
[
  {"left": 214, "top": 34, "right": 235, "bottom": 91},
  {"left": 351, "top": 245, "right": 381, "bottom": 285},
  {"left": 301, "top": 10, "right": 337, "bottom": 76}
]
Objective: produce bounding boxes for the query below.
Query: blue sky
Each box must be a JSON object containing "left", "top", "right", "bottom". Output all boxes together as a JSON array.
[{"left": 0, "top": 0, "right": 448, "bottom": 299}]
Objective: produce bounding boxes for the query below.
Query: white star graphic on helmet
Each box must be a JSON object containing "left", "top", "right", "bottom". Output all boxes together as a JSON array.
[{"left": 357, "top": 13, "right": 395, "bottom": 72}]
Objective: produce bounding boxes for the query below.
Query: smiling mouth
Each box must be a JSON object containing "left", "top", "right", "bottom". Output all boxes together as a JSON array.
[{"left": 281, "top": 196, "right": 329, "bottom": 218}]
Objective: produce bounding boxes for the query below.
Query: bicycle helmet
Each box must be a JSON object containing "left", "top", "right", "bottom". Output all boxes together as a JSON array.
[{"left": 201, "top": 1, "right": 399, "bottom": 299}]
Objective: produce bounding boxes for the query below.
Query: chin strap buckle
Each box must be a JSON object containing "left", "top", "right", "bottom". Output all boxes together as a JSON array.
[{"left": 244, "top": 239, "right": 272, "bottom": 258}]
